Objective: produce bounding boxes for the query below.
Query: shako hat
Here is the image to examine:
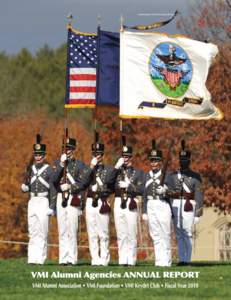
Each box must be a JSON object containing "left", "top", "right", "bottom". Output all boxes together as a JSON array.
[
  {"left": 33, "top": 134, "right": 46, "bottom": 155},
  {"left": 92, "top": 142, "right": 104, "bottom": 154},
  {"left": 122, "top": 145, "right": 133, "bottom": 157},
  {"left": 121, "top": 135, "right": 133, "bottom": 157},
  {"left": 179, "top": 140, "right": 191, "bottom": 161},
  {"left": 148, "top": 140, "right": 162, "bottom": 161},
  {"left": 92, "top": 131, "right": 104, "bottom": 155},
  {"left": 63, "top": 137, "right": 76, "bottom": 150}
]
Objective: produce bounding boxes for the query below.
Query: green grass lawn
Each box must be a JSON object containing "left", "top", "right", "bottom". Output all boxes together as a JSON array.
[{"left": 0, "top": 258, "right": 230, "bottom": 300}]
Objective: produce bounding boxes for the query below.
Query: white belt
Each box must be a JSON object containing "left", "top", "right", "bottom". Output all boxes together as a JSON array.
[
  {"left": 147, "top": 195, "right": 160, "bottom": 201},
  {"left": 115, "top": 196, "right": 132, "bottom": 200},
  {"left": 58, "top": 192, "right": 81, "bottom": 198},
  {"left": 30, "top": 192, "right": 48, "bottom": 197},
  {"left": 173, "top": 199, "right": 196, "bottom": 204}
]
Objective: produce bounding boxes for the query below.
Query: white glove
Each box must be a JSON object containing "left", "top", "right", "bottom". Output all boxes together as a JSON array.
[
  {"left": 142, "top": 214, "right": 148, "bottom": 221},
  {"left": 115, "top": 157, "right": 124, "bottom": 169},
  {"left": 119, "top": 181, "right": 129, "bottom": 189},
  {"left": 21, "top": 184, "right": 29, "bottom": 192},
  {"left": 156, "top": 185, "right": 167, "bottom": 195},
  {"left": 47, "top": 208, "right": 55, "bottom": 216},
  {"left": 77, "top": 209, "right": 83, "bottom": 216},
  {"left": 124, "top": 176, "right": 130, "bottom": 185},
  {"left": 60, "top": 183, "right": 71, "bottom": 192},
  {"left": 90, "top": 157, "right": 98, "bottom": 168},
  {"left": 61, "top": 153, "right": 67, "bottom": 163},
  {"left": 194, "top": 217, "right": 200, "bottom": 225},
  {"left": 91, "top": 184, "right": 98, "bottom": 192}
]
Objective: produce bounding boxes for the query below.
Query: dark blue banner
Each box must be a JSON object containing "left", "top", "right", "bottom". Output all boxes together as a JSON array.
[{"left": 96, "top": 28, "right": 120, "bottom": 106}]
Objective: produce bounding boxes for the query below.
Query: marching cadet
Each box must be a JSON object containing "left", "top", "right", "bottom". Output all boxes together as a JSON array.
[
  {"left": 86, "top": 135, "right": 118, "bottom": 266},
  {"left": 114, "top": 140, "right": 145, "bottom": 266},
  {"left": 142, "top": 141, "right": 172, "bottom": 267},
  {"left": 166, "top": 140, "right": 204, "bottom": 265},
  {"left": 21, "top": 135, "right": 56, "bottom": 265},
  {"left": 53, "top": 137, "right": 92, "bottom": 266}
]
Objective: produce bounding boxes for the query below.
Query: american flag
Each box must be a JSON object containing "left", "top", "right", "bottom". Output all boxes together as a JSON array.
[{"left": 65, "top": 28, "right": 97, "bottom": 108}]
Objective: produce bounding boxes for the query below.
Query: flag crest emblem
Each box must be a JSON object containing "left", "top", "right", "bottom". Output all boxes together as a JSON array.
[{"left": 149, "top": 42, "right": 193, "bottom": 98}]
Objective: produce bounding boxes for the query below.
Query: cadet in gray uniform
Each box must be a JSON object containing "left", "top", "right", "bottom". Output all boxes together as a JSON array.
[
  {"left": 166, "top": 140, "right": 204, "bottom": 265},
  {"left": 86, "top": 140, "right": 118, "bottom": 266},
  {"left": 142, "top": 141, "right": 172, "bottom": 267},
  {"left": 21, "top": 135, "right": 56, "bottom": 265},
  {"left": 53, "top": 137, "right": 92, "bottom": 265},
  {"left": 114, "top": 145, "right": 145, "bottom": 266}
]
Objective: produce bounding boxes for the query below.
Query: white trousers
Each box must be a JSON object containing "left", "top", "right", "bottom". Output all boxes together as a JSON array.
[
  {"left": 147, "top": 199, "right": 172, "bottom": 267},
  {"left": 27, "top": 196, "right": 49, "bottom": 264},
  {"left": 57, "top": 193, "right": 81, "bottom": 265},
  {"left": 114, "top": 197, "right": 138, "bottom": 266},
  {"left": 86, "top": 198, "right": 110, "bottom": 266},
  {"left": 172, "top": 199, "right": 196, "bottom": 263}
]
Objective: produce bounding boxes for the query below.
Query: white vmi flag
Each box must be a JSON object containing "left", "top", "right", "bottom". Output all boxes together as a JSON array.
[{"left": 120, "top": 31, "right": 223, "bottom": 120}]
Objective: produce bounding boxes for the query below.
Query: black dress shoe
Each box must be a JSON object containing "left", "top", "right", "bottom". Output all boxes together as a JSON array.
[
  {"left": 177, "top": 262, "right": 190, "bottom": 266},
  {"left": 177, "top": 262, "right": 185, "bottom": 266}
]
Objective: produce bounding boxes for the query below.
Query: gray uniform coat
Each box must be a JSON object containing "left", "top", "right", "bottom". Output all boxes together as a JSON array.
[
  {"left": 27, "top": 162, "right": 57, "bottom": 210},
  {"left": 165, "top": 169, "right": 204, "bottom": 217},
  {"left": 53, "top": 158, "right": 92, "bottom": 208}
]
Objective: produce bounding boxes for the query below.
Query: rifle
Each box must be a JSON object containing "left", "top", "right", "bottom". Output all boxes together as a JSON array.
[
  {"left": 120, "top": 135, "right": 128, "bottom": 209},
  {"left": 160, "top": 139, "right": 174, "bottom": 186},
  {"left": 23, "top": 134, "right": 41, "bottom": 185},
  {"left": 160, "top": 139, "right": 174, "bottom": 217},
  {"left": 61, "top": 128, "right": 69, "bottom": 208},
  {"left": 119, "top": 135, "right": 137, "bottom": 211},
  {"left": 180, "top": 140, "right": 193, "bottom": 212},
  {"left": 91, "top": 131, "right": 110, "bottom": 214},
  {"left": 92, "top": 130, "right": 99, "bottom": 208}
]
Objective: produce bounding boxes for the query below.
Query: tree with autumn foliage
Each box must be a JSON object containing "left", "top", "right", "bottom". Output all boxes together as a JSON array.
[{"left": 176, "top": 0, "right": 231, "bottom": 43}]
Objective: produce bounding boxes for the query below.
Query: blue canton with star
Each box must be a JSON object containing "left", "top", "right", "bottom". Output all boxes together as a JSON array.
[{"left": 69, "top": 32, "right": 97, "bottom": 68}]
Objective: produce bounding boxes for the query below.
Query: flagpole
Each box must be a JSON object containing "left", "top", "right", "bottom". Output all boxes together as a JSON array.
[
  {"left": 119, "top": 119, "right": 123, "bottom": 142},
  {"left": 61, "top": 16, "right": 73, "bottom": 208},
  {"left": 64, "top": 12, "right": 72, "bottom": 154},
  {"left": 120, "top": 15, "right": 124, "bottom": 32},
  {"left": 119, "top": 15, "right": 124, "bottom": 141},
  {"left": 66, "top": 14, "right": 85, "bottom": 257},
  {"left": 97, "top": 14, "right": 101, "bottom": 27},
  {"left": 121, "top": 14, "right": 145, "bottom": 257},
  {"left": 66, "top": 13, "right": 83, "bottom": 250},
  {"left": 93, "top": 14, "right": 101, "bottom": 138},
  {"left": 67, "top": 13, "right": 73, "bottom": 26},
  {"left": 64, "top": 12, "right": 72, "bottom": 140}
]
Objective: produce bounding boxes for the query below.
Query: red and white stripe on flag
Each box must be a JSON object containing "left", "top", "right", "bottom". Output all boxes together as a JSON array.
[{"left": 66, "top": 68, "right": 96, "bottom": 107}]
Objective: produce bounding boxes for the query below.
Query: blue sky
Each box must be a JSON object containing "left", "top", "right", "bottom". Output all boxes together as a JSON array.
[{"left": 0, "top": 0, "right": 190, "bottom": 54}]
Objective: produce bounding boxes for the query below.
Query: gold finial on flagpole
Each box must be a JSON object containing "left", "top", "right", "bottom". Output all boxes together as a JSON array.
[
  {"left": 120, "top": 15, "right": 124, "bottom": 32},
  {"left": 97, "top": 14, "right": 101, "bottom": 27},
  {"left": 67, "top": 13, "right": 73, "bottom": 27}
]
